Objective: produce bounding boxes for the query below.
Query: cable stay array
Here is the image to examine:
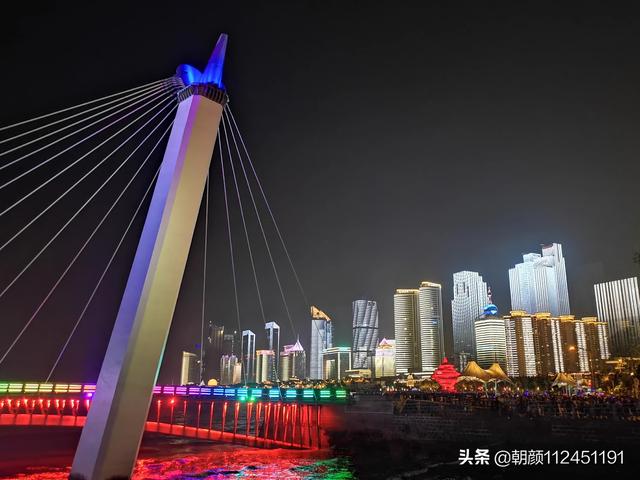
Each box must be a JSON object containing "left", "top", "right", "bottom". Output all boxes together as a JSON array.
[{"left": 0, "top": 78, "right": 311, "bottom": 388}]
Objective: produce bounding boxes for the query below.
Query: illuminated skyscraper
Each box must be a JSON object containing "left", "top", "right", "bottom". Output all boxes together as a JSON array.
[
  {"left": 394, "top": 289, "right": 420, "bottom": 374},
  {"left": 374, "top": 338, "right": 396, "bottom": 378},
  {"left": 279, "top": 339, "right": 306, "bottom": 381},
  {"left": 265, "top": 321, "right": 280, "bottom": 380},
  {"left": 241, "top": 330, "right": 256, "bottom": 383},
  {"left": 394, "top": 282, "right": 444, "bottom": 375},
  {"left": 451, "top": 271, "right": 489, "bottom": 367},
  {"left": 418, "top": 282, "right": 445, "bottom": 375},
  {"left": 310, "top": 306, "right": 332, "bottom": 379},
  {"left": 352, "top": 299, "right": 379, "bottom": 369},
  {"left": 220, "top": 354, "right": 241, "bottom": 385},
  {"left": 255, "top": 350, "right": 276, "bottom": 383},
  {"left": 509, "top": 243, "right": 570, "bottom": 316},
  {"left": 594, "top": 277, "right": 640, "bottom": 356},
  {"left": 180, "top": 351, "right": 199, "bottom": 385},
  {"left": 322, "top": 347, "right": 352, "bottom": 381}
]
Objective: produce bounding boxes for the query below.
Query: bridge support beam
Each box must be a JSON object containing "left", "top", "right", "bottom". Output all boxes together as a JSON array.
[{"left": 71, "top": 36, "right": 228, "bottom": 480}]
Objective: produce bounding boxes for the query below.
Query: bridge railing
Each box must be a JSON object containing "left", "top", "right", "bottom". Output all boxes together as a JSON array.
[{"left": 0, "top": 381, "right": 348, "bottom": 404}]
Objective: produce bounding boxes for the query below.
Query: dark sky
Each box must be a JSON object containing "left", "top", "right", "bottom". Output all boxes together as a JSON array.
[{"left": 1, "top": 1, "right": 639, "bottom": 382}]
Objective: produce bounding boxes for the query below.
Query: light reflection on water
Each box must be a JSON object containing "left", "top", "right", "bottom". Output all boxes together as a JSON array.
[{"left": 7, "top": 444, "right": 356, "bottom": 480}]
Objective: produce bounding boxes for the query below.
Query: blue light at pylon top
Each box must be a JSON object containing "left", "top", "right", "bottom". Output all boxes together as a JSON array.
[{"left": 176, "top": 33, "right": 228, "bottom": 89}]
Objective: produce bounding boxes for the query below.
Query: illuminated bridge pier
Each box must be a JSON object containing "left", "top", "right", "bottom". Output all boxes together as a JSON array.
[{"left": 0, "top": 383, "right": 347, "bottom": 449}]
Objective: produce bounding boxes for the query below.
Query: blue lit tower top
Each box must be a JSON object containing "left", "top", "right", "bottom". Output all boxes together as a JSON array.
[
  {"left": 176, "top": 33, "right": 228, "bottom": 104},
  {"left": 483, "top": 285, "right": 498, "bottom": 316}
]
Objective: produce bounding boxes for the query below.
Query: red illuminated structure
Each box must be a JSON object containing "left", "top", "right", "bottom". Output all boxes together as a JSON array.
[{"left": 431, "top": 357, "right": 460, "bottom": 392}]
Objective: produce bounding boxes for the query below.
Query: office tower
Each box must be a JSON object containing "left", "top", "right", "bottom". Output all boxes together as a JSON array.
[
  {"left": 265, "top": 321, "right": 280, "bottom": 380},
  {"left": 180, "top": 351, "right": 199, "bottom": 385},
  {"left": 474, "top": 317, "right": 507, "bottom": 370},
  {"left": 255, "top": 350, "right": 276, "bottom": 383},
  {"left": 509, "top": 243, "right": 570, "bottom": 316},
  {"left": 241, "top": 330, "right": 256, "bottom": 383},
  {"left": 394, "top": 289, "right": 420, "bottom": 374},
  {"left": 280, "top": 339, "right": 306, "bottom": 381},
  {"left": 203, "top": 323, "right": 224, "bottom": 383},
  {"left": 322, "top": 347, "right": 352, "bottom": 381},
  {"left": 352, "top": 299, "right": 379, "bottom": 369},
  {"left": 451, "top": 271, "right": 489, "bottom": 367},
  {"left": 418, "top": 282, "right": 445, "bottom": 375},
  {"left": 310, "top": 306, "right": 332, "bottom": 379},
  {"left": 222, "top": 330, "right": 239, "bottom": 356},
  {"left": 220, "top": 354, "right": 241, "bottom": 385},
  {"left": 594, "top": 277, "right": 640, "bottom": 356},
  {"left": 374, "top": 338, "right": 396, "bottom": 378}
]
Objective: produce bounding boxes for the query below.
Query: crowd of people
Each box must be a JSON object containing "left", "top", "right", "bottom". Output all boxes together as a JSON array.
[{"left": 387, "top": 391, "right": 640, "bottom": 421}]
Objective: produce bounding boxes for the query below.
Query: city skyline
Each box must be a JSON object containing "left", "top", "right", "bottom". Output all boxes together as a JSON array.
[
  {"left": 1, "top": 4, "right": 640, "bottom": 478},
  {"left": 1, "top": 4, "right": 639, "bottom": 387}
]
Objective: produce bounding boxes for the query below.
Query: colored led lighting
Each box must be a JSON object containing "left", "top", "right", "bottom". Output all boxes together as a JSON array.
[
  {"left": 319, "top": 390, "right": 330, "bottom": 398},
  {"left": 187, "top": 386, "right": 200, "bottom": 395},
  {"left": 175, "top": 387, "right": 187, "bottom": 395},
  {"left": 54, "top": 384, "right": 69, "bottom": 393},
  {"left": 68, "top": 384, "right": 82, "bottom": 393},
  {"left": 250, "top": 389, "right": 262, "bottom": 397},
  {"left": 82, "top": 384, "right": 96, "bottom": 393},
  {"left": 24, "top": 383, "right": 39, "bottom": 393},
  {"left": 163, "top": 386, "right": 175, "bottom": 395},
  {"left": 303, "top": 389, "right": 314, "bottom": 398},
  {"left": 9, "top": 383, "right": 23, "bottom": 393},
  {"left": 152, "top": 386, "right": 162, "bottom": 394},
  {"left": 268, "top": 389, "right": 280, "bottom": 398},
  {"left": 39, "top": 383, "right": 53, "bottom": 393},
  {"left": 200, "top": 387, "right": 211, "bottom": 395},
  {"left": 335, "top": 389, "right": 347, "bottom": 397},
  {"left": 285, "top": 389, "right": 297, "bottom": 398},
  {"left": 224, "top": 388, "right": 236, "bottom": 397},
  {"left": 213, "top": 388, "right": 224, "bottom": 396},
  {"left": 0, "top": 383, "right": 8, "bottom": 393}
]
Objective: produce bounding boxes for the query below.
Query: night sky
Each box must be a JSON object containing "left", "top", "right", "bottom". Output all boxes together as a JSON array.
[{"left": 1, "top": 2, "right": 639, "bottom": 382}]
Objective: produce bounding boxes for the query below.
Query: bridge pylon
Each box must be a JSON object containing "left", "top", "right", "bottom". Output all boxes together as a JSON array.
[{"left": 71, "top": 34, "right": 229, "bottom": 480}]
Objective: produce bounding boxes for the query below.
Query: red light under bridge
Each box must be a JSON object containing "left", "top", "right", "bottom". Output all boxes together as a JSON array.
[{"left": 0, "top": 383, "right": 348, "bottom": 449}]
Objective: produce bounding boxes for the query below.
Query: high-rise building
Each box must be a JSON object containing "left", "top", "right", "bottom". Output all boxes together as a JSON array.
[
  {"left": 322, "top": 347, "right": 352, "bottom": 381},
  {"left": 418, "top": 282, "right": 445, "bottom": 375},
  {"left": 558, "top": 315, "right": 611, "bottom": 373},
  {"left": 241, "top": 330, "right": 256, "bottom": 383},
  {"left": 203, "top": 323, "right": 224, "bottom": 383},
  {"left": 222, "top": 330, "right": 239, "bottom": 356},
  {"left": 220, "top": 354, "right": 242, "bottom": 385},
  {"left": 474, "top": 317, "right": 507, "bottom": 370},
  {"left": 451, "top": 271, "right": 489, "bottom": 366},
  {"left": 255, "top": 350, "right": 276, "bottom": 383},
  {"left": 509, "top": 243, "right": 570, "bottom": 316},
  {"left": 393, "top": 289, "right": 420, "bottom": 374},
  {"left": 393, "top": 282, "right": 444, "bottom": 375},
  {"left": 265, "top": 322, "right": 280, "bottom": 380},
  {"left": 374, "top": 338, "right": 396, "bottom": 378},
  {"left": 504, "top": 311, "right": 538, "bottom": 377},
  {"left": 310, "top": 306, "right": 332, "bottom": 380},
  {"left": 594, "top": 277, "right": 640, "bottom": 357},
  {"left": 279, "top": 339, "right": 306, "bottom": 381},
  {"left": 352, "top": 299, "right": 379, "bottom": 369},
  {"left": 503, "top": 311, "right": 611, "bottom": 377},
  {"left": 180, "top": 351, "right": 199, "bottom": 385}
]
